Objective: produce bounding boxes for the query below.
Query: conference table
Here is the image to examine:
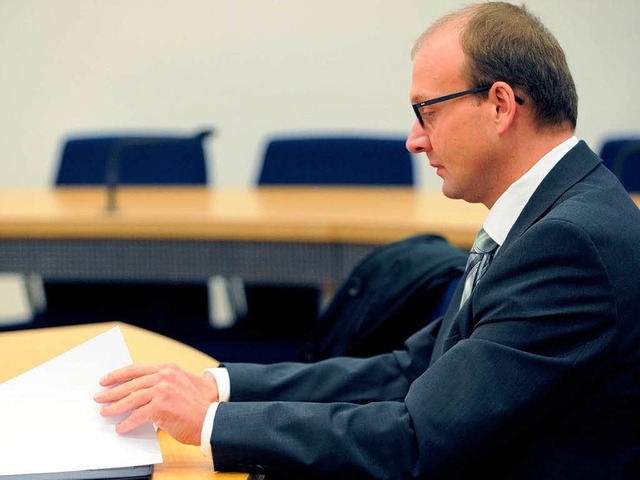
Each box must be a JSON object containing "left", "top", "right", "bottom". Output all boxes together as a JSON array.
[
  {"left": 0, "top": 186, "right": 637, "bottom": 290},
  {"left": 0, "top": 186, "right": 489, "bottom": 289},
  {"left": 0, "top": 321, "right": 257, "bottom": 479}
]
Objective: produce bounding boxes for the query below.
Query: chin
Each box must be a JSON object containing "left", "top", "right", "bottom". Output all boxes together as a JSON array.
[{"left": 441, "top": 184, "right": 465, "bottom": 201}]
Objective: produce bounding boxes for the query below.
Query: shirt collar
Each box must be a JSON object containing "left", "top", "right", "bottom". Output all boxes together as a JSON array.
[{"left": 484, "top": 136, "right": 579, "bottom": 246}]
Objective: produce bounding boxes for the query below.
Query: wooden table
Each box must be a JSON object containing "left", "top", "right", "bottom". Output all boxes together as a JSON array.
[
  {"left": 0, "top": 322, "right": 255, "bottom": 480},
  {"left": 0, "top": 186, "right": 487, "bottom": 287},
  {"left": 0, "top": 187, "right": 636, "bottom": 287},
  {"left": 0, "top": 186, "right": 488, "bottom": 245}
]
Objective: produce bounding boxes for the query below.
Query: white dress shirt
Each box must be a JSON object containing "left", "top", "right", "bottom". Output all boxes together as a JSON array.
[{"left": 484, "top": 136, "right": 578, "bottom": 246}]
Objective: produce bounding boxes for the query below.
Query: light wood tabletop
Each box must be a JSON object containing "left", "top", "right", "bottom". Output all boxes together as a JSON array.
[
  {"left": 0, "top": 186, "right": 637, "bottom": 247},
  {"left": 0, "top": 186, "right": 489, "bottom": 289},
  {"left": 0, "top": 186, "right": 488, "bottom": 247},
  {"left": 0, "top": 186, "right": 636, "bottom": 289},
  {"left": 0, "top": 322, "right": 252, "bottom": 480}
]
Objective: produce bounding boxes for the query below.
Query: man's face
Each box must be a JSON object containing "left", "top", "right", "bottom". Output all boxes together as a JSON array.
[{"left": 406, "top": 24, "right": 499, "bottom": 206}]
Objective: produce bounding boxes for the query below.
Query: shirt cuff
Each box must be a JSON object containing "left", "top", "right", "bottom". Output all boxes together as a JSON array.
[
  {"left": 200, "top": 368, "right": 231, "bottom": 467},
  {"left": 200, "top": 402, "right": 218, "bottom": 466}
]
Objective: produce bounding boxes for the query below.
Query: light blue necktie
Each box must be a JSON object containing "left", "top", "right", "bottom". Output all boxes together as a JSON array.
[{"left": 459, "top": 227, "right": 498, "bottom": 309}]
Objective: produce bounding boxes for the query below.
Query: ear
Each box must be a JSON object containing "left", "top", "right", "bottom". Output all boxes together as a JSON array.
[{"left": 489, "top": 81, "right": 518, "bottom": 134}]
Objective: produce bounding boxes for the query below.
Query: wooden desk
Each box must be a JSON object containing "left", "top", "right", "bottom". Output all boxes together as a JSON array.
[
  {"left": 0, "top": 187, "right": 636, "bottom": 287},
  {"left": 0, "top": 187, "right": 487, "bottom": 245},
  {"left": 0, "top": 322, "right": 254, "bottom": 480},
  {"left": 0, "top": 186, "right": 487, "bottom": 287}
]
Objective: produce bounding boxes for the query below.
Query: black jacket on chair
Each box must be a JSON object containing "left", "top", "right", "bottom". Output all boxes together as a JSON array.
[{"left": 310, "top": 234, "right": 467, "bottom": 360}]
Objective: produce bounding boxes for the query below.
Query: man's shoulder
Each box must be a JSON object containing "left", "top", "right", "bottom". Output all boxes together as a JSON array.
[{"left": 550, "top": 167, "right": 640, "bottom": 231}]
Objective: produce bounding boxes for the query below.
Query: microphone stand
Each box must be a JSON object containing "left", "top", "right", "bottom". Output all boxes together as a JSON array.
[{"left": 103, "top": 129, "right": 214, "bottom": 213}]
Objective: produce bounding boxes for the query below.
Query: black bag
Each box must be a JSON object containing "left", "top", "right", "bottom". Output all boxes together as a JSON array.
[{"left": 307, "top": 234, "right": 468, "bottom": 360}]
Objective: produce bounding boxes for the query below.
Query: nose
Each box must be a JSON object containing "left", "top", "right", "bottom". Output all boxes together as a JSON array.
[
  {"left": 405, "top": 119, "right": 432, "bottom": 153},
  {"left": 405, "top": 119, "right": 432, "bottom": 154}
]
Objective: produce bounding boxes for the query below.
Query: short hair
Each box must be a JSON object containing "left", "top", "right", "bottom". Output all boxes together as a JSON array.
[{"left": 413, "top": 2, "right": 578, "bottom": 130}]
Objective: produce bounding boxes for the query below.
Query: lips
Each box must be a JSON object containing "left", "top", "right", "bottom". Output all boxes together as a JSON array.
[{"left": 430, "top": 161, "right": 444, "bottom": 176}]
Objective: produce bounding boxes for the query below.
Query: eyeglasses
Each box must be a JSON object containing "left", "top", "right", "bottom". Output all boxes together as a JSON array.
[{"left": 412, "top": 85, "right": 524, "bottom": 127}]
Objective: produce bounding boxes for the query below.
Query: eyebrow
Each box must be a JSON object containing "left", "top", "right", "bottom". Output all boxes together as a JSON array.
[{"left": 410, "top": 93, "right": 434, "bottom": 104}]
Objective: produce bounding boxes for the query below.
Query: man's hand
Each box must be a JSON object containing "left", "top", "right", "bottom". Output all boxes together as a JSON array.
[{"left": 94, "top": 362, "right": 219, "bottom": 445}]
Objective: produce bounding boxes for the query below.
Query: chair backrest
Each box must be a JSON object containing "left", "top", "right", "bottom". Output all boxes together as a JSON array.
[
  {"left": 599, "top": 136, "right": 640, "bottom": 192},
  {"left": 54, "top": 129, "right": 213, "bottom": 186},
  {"left": 256, "top": 135, "right": 414, "bottom": 186}
]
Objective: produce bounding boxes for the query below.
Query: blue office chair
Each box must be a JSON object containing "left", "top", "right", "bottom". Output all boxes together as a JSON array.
[
  {"left": 257, "top": 135, "right": 414, "bottom": 186},
  {"left": 36, "top": 128, "right": 215, "bottom": 334},
  {"left": 599, "top": 136, "right": 640, "bottom": 192},
  {"left": 55, "top": 129, "right": 211, "bottom": 186}
]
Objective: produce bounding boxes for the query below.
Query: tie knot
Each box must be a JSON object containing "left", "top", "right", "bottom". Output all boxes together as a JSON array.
[{"left": 473, "top": 228, "right": 498, "bottom": 254}]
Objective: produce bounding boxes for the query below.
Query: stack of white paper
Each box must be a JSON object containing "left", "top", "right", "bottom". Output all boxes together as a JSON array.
[{"left": 0, "top": 327, "right": 163, "bottom": 476}]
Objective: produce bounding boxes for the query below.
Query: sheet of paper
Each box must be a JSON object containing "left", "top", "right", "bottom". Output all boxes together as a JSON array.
[{"left": 0, "top": 326, "right": 163, "bottom": 476}]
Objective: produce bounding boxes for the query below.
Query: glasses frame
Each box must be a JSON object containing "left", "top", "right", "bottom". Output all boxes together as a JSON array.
[{"left": 412, "top": 85, "right": 524, "bottom": 127}]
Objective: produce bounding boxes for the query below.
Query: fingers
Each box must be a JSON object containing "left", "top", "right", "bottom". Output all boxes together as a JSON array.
[
  {"left": 109, "top": 391, "right": 207, "bottom": 445},
  {"left": 94, "top": 362, "right": 212, "bottom": 445},
  {"left": 94, "top": 370, "right": 158, "bottom": 404},
  {"left": 99, "top": 362, "right": 168, "bottom": 387},
  {"left": 100, "top": 379, "right": 208, "bottom": 445},
  {"left": 113, "top": 403, "right": 155, "bottom": 435},
  {"left": 96, "top": 363, "right": 186, "bottom": 403},
  {"left": 98, "top": 386, "right": 153, "bottom": 418}
]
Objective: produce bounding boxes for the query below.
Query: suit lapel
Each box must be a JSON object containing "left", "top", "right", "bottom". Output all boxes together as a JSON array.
[
  {"left": 502, "top": 141, "right": 601, "bottom": 248},
  {"left": 429, "top": 141, "right": 602, "bottom": 364},
  {"left": 429, "top": 276, "right": 466, "bottom": 364}
]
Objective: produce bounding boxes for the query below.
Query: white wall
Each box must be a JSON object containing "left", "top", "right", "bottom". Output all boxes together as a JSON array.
[{"left": 1, "top": 0, "right": 639, "bottom": 191}]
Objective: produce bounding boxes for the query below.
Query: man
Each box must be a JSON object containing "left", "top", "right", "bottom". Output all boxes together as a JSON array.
[{"left": 95, "top": 3, "right": 640, "bottom": 478}]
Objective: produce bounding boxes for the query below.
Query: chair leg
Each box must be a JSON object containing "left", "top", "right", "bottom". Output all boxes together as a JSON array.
[{"left": 207, "top": 276, "right": 248, "bottom": 329}]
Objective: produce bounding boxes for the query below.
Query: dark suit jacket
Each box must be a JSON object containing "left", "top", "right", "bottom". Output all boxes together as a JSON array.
[{"left": 210, "top": 141, "right": 640, "bottom": 479}]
